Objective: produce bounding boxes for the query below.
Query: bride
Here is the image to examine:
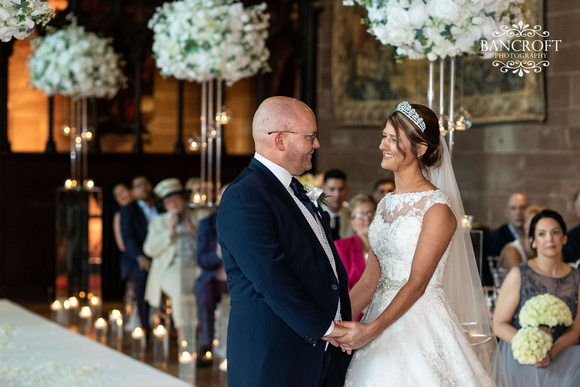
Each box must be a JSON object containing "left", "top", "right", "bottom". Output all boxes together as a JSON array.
[{"left": 334, "top": 102, "right": 506, "bottom": 386}]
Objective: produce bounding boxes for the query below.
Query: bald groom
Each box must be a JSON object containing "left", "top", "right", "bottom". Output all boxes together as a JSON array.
[{"left": 217, "top": 97, "right": 352, "bottom": 387}]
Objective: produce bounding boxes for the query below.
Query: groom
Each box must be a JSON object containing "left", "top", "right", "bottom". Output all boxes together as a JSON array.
[{"left": 217, "top": 96, "right": 352, "bottom": 387}]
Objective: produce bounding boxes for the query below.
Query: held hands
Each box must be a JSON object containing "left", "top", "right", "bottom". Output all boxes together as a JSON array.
[
  {"left": 321, "top": 321, "right": 378, "bottom": 355},
  {"left": 334, "top": 321, "right": 377, "bottom": 354}
]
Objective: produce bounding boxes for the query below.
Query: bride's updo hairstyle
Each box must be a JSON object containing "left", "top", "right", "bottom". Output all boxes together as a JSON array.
[{"left": 385, "top": 103, "right": 441, "bottom": 171}]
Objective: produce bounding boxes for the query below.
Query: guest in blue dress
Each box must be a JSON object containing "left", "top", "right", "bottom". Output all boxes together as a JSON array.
[{"left": 493, "top": 210, "right": 580, "bottom": 387}]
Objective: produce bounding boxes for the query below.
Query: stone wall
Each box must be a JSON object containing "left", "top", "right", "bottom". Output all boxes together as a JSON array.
[{"left": 315, "top": 0, "right": 580, "bottom": 230}]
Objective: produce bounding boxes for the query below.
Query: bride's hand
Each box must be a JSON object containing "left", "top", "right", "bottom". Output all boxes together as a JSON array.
[{"left": 334, "top": 321, "right": 377, "bottom": 354}]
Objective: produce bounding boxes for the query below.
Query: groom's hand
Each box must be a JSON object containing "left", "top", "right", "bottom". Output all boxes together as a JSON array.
[{"left": 322, "top": 323, "right": 349, "bottom": 348}]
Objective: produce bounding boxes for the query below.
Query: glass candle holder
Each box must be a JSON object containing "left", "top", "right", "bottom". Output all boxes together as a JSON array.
[
  {"left": 131, "top": 327, "right": 146, "bottom": 360},
  {"left": 94, "top": 318, "right": 107, "bottom": 344},
  {"left": 153, "top": 325, "right": 169, "bottom": 367},
  {"left": 178, "top": 351, "right": 196, "bottom": 384},
  {"left": 78, "top": 306, "right": 92, "bottom": 336}
]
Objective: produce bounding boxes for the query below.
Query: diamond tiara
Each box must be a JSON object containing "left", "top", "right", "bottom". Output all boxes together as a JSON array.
[{"left": 396, "top": 101, "right": 426, "bottom": 132}]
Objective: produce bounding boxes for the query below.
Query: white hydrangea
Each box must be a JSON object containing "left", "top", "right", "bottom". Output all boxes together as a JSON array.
[
  {"left": 0, "top": 0, "right": 54, "bottom": 42},
  {"left": 27, "top": 16, "right": 127, "bottom": 99},
  {"left": 148, "top": 0, "right": 271, "bottom": 85},
  {"left": 343, "top": 0, "right": 524, "bottom": 60}
]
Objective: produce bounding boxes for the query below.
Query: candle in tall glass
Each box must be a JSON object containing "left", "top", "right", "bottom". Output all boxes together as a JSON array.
[
  {"left": 79, "top": 306, "right": 92, "bottom": 335},
  {"left": 153, "top": 325, "right": 169, "bottom": 367},
  {"left": 68, "top": 296, "right": 79, "bottom": 326},
  {"left": 94, "top": 318, "right": 107, "bottom": 344},
  {"left": 131, "top": 327, "right": 146, "bottom": 360},
  {"left": 178, "top": 351, "right": 196, "bottom": 384}
]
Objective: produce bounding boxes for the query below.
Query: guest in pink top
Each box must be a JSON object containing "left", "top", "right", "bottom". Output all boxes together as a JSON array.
[{"left": 334, "top": 194, "right": 376, "bottom": 291}]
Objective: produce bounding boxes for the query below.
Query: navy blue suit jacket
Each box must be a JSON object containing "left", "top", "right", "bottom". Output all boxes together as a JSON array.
[
  {"left": 119, "top": 201, "right": 149, "bottom": 280},
  {"left": 195, "top": 212, "right": 224, "bottom": 302},
  {"left": 485, "top": 223, "right": 515, "bottom": 258},
  {"left": 217, "top": 158, "right": 351, "bottom": 387}
]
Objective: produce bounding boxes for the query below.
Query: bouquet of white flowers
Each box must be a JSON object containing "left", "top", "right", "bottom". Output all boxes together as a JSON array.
[
  {"left": 511, "top": 326, "right": 553, "bottom": 365},
  {"left": 0, "top": 0, "right": 54, "bottom": 42},
  {"left": 28, "top": 16, "right": 126, "bottom": 99},
  {"left": 519, "top": 293, "right": 574, "bottom": 328},
  {"left": 149, "top": 0, "right": 270, "bottom": 85},
  {"left": 343, "top": 0, "right": 524, "bottom": 60},
  {"left": 511, "top": 294, "right": 573, "bottom": 365}
]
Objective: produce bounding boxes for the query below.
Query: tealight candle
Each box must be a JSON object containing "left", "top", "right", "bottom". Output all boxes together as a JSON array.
[{"left": 50, "top": 300, "right": 62, "bottom": 311}]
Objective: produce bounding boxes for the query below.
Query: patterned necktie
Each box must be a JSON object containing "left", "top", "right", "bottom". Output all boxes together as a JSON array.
[{"left": 290, "top": 177, "right": 316, "bottom": 218}]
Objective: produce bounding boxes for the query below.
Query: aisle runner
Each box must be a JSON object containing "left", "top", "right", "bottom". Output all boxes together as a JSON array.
[{"left": 0, "top": 300, "right": 189, "bottom": 387}]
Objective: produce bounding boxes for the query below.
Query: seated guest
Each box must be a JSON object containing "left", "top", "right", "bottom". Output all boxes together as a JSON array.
[
  {"left": 499, "top": 204, "right": 547, "bottom": 271},
  {"left": 564, "top": 191, "right": 580, "bottom": 264},
  {"left": 334, "top": 194, "right": 376, "bottom": 291},
  {"left": 144, "top": 178, "right": 200, "bottom": 337},
  {"left": 486, "top": 192, "right": 529, "bottom": 258},
  {"left": 493, "top": 210, "right": 580, "bottom": 387},
  {"left": 321, "top": 168, "right": 354, "bottom": 240},
  {"left": 371, "top": 177, "right": 395, "bottom": 204}
]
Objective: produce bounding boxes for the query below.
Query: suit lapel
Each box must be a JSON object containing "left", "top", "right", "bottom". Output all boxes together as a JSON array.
[{"left": 250, "top": 159, "right": 338, "bottom": 272}]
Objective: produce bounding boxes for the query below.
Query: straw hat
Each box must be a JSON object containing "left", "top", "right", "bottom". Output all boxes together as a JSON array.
[{"left": 154, "top": 178, "right": 184, "bottom": 200}]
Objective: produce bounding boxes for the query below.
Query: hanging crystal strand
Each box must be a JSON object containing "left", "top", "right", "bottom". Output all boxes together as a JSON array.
[
  {"left": 215, "top": 78, "right": 223, "bottom": 203},
  {"left": 70, "top": 99, "right": 77, "bottom": 186},
  {"left": 427, "top": 60, "right": 435, "bottom": 110},
  {"left": 82, "top": 97, "right": 88, "bottom": 187},
  {"left": 448, "top": 56, "right": 456, "bottom": 158},
  {"left": 75, "top": 99, "right": 82, "bottom": 189},
  {"left": 438, "top": 58, "right": 449, "bottom": 137},
  {"left": 207, "top": 80, "right": 214, "bottom": 207},
  {"left": 201, "top": 81, "right": 208, "bottom": 205}
]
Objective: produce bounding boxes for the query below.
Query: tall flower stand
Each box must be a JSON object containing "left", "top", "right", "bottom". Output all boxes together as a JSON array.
[{"left": 55, "top": 186, "right": 103, "bottom": 319}]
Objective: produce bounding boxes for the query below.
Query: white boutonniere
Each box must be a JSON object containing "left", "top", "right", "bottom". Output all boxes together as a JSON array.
[{"left": 304, "top": 184, "right": 330, "bottom": 207}]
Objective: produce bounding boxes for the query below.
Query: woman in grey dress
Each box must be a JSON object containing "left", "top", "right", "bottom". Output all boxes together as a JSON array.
[{"left": 493, "top": 210, "right": 580, "bottom": 387}]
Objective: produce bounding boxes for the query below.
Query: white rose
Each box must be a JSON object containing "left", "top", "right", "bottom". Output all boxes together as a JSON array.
[{"left": 426, "top": 0, "right": 461, "bottom": 23}]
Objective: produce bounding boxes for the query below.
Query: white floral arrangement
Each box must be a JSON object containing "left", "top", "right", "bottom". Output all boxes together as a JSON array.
[
  {"left": 510, "top": 294, "right": 573, "bottom": 365},
  {"left": 511, "top": 326, "right": 553, "bottom": 365},
  {"left": 149, "top": 0, "right": 271, "bottom": 85},
  {"left": 343, "top": 0, "right": 524, "bottom": 60},
  {"left": 28, "top": 15, "right": 127, "bottom": 99},
  {"left": 0, "top": 0, "right": 54, "bottom": 42},
  {"left": 519, "top": 293, "right": 574, "bottom": 329}
]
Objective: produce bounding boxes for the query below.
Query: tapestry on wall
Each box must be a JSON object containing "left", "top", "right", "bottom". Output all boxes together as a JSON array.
[{"left": 332, "top": 0, "right": 546, "bottom": 127}]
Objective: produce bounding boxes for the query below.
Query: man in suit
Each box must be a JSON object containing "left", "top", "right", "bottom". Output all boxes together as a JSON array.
[
  {"left": 120, "top": 176, "right": 158, "bottom": 331},
  {"left": 564, "top": 191, "right": 580, "bottom": 264},
  {"left": 485, "top": 192, "right": 529, "bottom": 258},
  {"left": 217, "top": 96, "right": 352, "bottom": 387},
  {"left": 322, "top": 169, "right": 354, "bottom": 240}
]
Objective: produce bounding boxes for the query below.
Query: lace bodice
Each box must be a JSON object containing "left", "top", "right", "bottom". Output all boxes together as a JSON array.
[{"left": 369, "top": 190, "right": 453, "bottom": 290}]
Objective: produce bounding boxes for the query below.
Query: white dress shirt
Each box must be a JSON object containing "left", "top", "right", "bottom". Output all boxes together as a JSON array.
[{"left": 254, "top": 153, "right": 340, "bottom": 337}]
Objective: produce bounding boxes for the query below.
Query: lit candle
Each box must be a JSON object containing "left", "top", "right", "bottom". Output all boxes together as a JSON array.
[
  {"left": 79, "top": 306, "right": 92, "bottom": 335},
  {"left": 131, "top": 327, "right": 146, "bottom": 359},
  {"left": 94, "top": 318, "right": 107, "bottom": 344},
  {"left": 219, "top": 359, "right": 228, "bottom": 372},
  {"left": 68, "top": 297, "right": 79, "bottom": 309},
  {"left": 153, "top": 325, "right": 169, "bottom": 366},
  {"left": 109, "top": 309, "right": 122, "bottom": 323},
  {"left": 79, "top": 306, "right": 92, "bottom": 318},
  {"left": 51, "top": 300, "right": 62, "bottom": 311},
  {"left": 178, "top": 351, "right": 196, "bottom": 383}
]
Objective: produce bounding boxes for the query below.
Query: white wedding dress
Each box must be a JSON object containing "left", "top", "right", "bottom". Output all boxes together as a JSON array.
[{"left": 344, "top": 190, "right": 496, "bottom": 387}]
